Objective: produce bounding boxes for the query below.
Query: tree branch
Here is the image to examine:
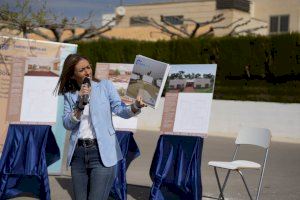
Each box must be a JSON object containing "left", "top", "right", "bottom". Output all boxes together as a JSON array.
[
  {"left": 228, "top": 19, "right": 251, "bottom": 36},
  {"left": 148, "top": 18, "right": 184, "bottom": 39},
  {"left": 213, "top": 18, "right": 243, "bottom": 29},
  {"left": 160, "top": 16, "right": 190, "bottom": 37},
  {"left": 31, "top": 29, "right": 54, "bottom": 41},
  {"left": 0, "top": 0, "right": 115, "bottom": 43},
  {"left": 147, "top": 14, "right": 225, "bottom": 39},
  {"left": 234, "top": 25, "right": 268, "bottom": 35},
  {"left": 189, "top": 14, "right": 225, "bottom": 38}
]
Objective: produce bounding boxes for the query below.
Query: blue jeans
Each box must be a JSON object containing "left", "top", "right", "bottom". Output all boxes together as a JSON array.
[{"left": 71, "top": 145, "right": 116, "bottom": 200}]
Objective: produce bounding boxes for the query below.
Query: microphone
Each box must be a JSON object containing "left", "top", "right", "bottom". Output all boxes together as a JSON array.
[{"left": 82, "top": 77, "right": 91, "bottom": 105}]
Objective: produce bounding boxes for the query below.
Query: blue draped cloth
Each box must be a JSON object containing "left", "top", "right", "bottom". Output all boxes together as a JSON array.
[
  {"left": 110, "top": 131, "right": 140, "bottom": 200},
  {"left": 0, "top": 124, "right": 60, "bottom": 200},
  {"left": 149, "top": 134, "right": 203, "bottom": 200}
]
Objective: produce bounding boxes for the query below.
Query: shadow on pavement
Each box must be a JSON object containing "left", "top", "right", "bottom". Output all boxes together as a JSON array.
[
  {"left": 55, "top": 176, "right": 151, "bottom": 200},
  {"left": 127, "top": 184, "right": 151, "bottom": 200},
  {"left": 55, "top": 176, "right": 73, "bottom": 198}
]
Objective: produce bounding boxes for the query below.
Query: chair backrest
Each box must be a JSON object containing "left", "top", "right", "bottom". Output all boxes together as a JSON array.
[{"left": 235, "top": 127, "right": 271, "bottom": 149}]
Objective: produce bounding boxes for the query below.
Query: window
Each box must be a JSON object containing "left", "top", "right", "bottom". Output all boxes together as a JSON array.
[
  {"left": 161, "top": 15, "right": 184, "bottom": 25},
  {"left": 270, "top": 15, "right": 289, "bottom": 33},
  {"left": 130, "top": 16, "right": 150, "bottom": 26},
  {"left": 270, "top": 16, "right": 278, "bottom": 33},
  {"left": 216, "top": 0, "right": 250, "bottom": 13},
  {"left": 280, "top": 15, "right": 289, "bottom": 32}
]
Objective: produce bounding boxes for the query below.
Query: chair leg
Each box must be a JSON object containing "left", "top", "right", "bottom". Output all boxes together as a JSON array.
[
  {"left": 237, "top": 170, "right": 253, "bottom": 200},
  {"left": 255, "top": 169, "right": 265, "bottom": 200},
  {"left": 213, "top": 167, "right": 230, "bottom": 200},
  {"left": 217, "top": 169, "right": 231, "bottom": 200},
  {"left": 256, "top": 149, "right": 269, "bottom": 200}
]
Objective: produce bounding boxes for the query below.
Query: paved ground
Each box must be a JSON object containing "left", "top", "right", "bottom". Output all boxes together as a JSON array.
[{"left": 9, "top": 130, "right": 300, "bottom": 200}]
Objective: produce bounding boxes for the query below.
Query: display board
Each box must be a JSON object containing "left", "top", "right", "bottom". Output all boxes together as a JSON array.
[
  {"left": 126, "top": 55, "right": 170, "bottom": 109},
  {"left": 95, "top": 63, "right": 138, "bottom": 131},
  {"left": 0, "top": 36, "right": 77, "bottom": 173},
  {"left": 161, "top": 64, "right": 217, "bottom": 137}
]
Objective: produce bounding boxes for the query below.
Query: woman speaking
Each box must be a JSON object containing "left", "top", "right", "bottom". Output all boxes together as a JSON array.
[{"left": 54, "top": 54, "right": 145, "bottom": 200}]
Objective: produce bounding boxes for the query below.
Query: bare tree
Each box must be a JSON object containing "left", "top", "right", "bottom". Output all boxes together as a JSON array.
[
  {"left": 145, "top": 14, "right": 267, "bottom": 39},
  {"left": 213, "top": 18, "right": 268, "bottom": 36},
  {"left": 0, "top": 0, "right": 116, "bottom": 43},
  {"left": 146, "top": 14, "right": 224, "bottom": 39}
]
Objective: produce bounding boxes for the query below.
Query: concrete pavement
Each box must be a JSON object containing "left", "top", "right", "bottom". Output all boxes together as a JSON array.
[{"left": 10, "top": 130, "right": 300, "bottom": 200}]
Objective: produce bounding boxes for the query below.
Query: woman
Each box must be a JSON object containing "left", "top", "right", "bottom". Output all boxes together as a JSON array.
[{"left": 54, "top": 54, "right": 145, "bottom": 200}]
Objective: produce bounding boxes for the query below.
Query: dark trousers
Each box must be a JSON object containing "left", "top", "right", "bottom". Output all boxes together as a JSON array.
[{"left": 71, "top": 145, "right": 116, "bottom": 200}]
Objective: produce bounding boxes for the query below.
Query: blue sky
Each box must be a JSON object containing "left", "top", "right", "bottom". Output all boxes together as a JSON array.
[{"left": 0, "top": 0, "right": 170, "bottom": 26}]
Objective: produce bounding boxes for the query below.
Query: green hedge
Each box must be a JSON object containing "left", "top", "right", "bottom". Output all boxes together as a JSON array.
[{"left": 77, "top": 33, "right": 300, "bottom": 103}]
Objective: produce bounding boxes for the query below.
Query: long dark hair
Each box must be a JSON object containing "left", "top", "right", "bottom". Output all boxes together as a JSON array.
[{"left": 54, "top": 54, "right": 90, "bottom": 95}]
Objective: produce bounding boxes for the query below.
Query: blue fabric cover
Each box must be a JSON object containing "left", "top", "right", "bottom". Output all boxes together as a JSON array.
[
  {"left": 0, "top": 124, "right": 60, "bottom": 200},
  {"left": 110, "top": 131, "right": 140, "bottom": 200},
  {"left": 149, "top": 134, "right": 203, "bottom": 200}
]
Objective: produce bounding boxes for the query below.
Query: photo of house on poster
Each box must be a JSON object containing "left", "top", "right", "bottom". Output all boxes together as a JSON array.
[
  {"left": 20, "top": 57, "right": 60, "bottom": 122},
  {"left": 95, "top": 63, "right": 138, "bottom": 130},
  {"left": 161, "top": 64, "right": 217, "bottom": 137},
  {"left": 126, "top": 55, "right": 170, "bottom": 109}
]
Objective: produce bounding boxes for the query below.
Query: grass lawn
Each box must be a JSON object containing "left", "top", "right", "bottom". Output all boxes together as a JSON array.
[
  {"left": 214, "top": 80, "right": 300, "bottom": 103},
  {"left": 194, "top": 88, "right": 213, "bottom": 93}
]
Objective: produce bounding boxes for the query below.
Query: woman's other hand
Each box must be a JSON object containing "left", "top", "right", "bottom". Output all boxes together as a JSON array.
[
  {"left": 131, "top": 96, "right": 147, "bottom": 113},
  {"left": 135, "top": 96, "right": 147, "bottom": 108}
]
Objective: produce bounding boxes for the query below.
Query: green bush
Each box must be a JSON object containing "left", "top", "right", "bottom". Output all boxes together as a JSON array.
[
  {"left": 269, "top": 33, "right": 300, "bottom": 76},
  {"left": 77, "top": 34, "right": 300, "bottom": 103}
]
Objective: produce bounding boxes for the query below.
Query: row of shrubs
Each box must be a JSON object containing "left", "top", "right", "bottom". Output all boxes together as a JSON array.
[{"left": 77, "top": 33, "right": 300, "bottom": 103}]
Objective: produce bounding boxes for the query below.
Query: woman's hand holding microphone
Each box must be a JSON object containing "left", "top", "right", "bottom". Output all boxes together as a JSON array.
[{"left": 74, "top": 78, "right": 91, "bottom": 119}]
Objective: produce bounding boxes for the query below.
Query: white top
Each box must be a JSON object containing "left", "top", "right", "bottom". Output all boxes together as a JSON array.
[{"left": 75, "top": 103, "right": 96, "bottom": 139}]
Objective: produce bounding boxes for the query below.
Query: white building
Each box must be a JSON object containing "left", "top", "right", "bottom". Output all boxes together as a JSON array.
[{"left": 102, "top": 0, "right": 300, "bottom": 40}]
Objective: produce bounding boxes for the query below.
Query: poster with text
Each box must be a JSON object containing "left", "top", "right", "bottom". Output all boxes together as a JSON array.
[
  {"left": 95, "top": 63, "right": 137, "bottom": 131},
  {"left": 0, "top": 36, "right": 77, "bottom": 170},
  {"left": 161, "top": 64, "right": 217, "bottom": 137},
  {"left": 126, "top": 55, "right": 170, "bottom": 109}
]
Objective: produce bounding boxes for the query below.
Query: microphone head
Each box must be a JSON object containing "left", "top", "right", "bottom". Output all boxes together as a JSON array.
[{"left": 83, "top": 77, "right": 91, "bottom": 86}]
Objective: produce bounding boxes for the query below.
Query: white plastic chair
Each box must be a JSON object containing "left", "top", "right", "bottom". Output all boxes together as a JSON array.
[{"left": 208, "top": 127, "right": 271, "bottom": 200}]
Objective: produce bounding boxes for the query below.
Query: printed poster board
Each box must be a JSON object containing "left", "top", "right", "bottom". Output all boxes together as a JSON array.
[
  {"left": 160, "top": 64, "right": 217, "bottom": 137},
  {"left": 95, "top": 63, "right": 137, "bottom": 131},
  {"left": 0, "top": 36, "right": 77, "bottom": 173},
  {"left": 126, "top": 55, "right": 170, "bottom": 109}
]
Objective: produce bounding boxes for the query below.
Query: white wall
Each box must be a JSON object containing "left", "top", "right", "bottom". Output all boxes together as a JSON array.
[
  {"left": 253, "top": 0, "right": 300, "bottom": 33},
  {"left": 137, "top": 98, "right": 300, "bottom": 140},
  {"left": 119, "top": 1, "right": 216, "bottom": 28},
  {"left": 209, "top": 100, "right": 300, "bottom": 139}
]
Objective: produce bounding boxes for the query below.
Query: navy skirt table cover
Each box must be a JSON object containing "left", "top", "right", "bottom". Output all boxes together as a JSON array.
[
  {"left": 149, "top": 134, "right": 203, "bottom": 200},
  {"left": 110, "top": 131, "right": 141, "bottom": 200},
  {"left": 0, "top": 124, "right": 60, "bottom": 200}
]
